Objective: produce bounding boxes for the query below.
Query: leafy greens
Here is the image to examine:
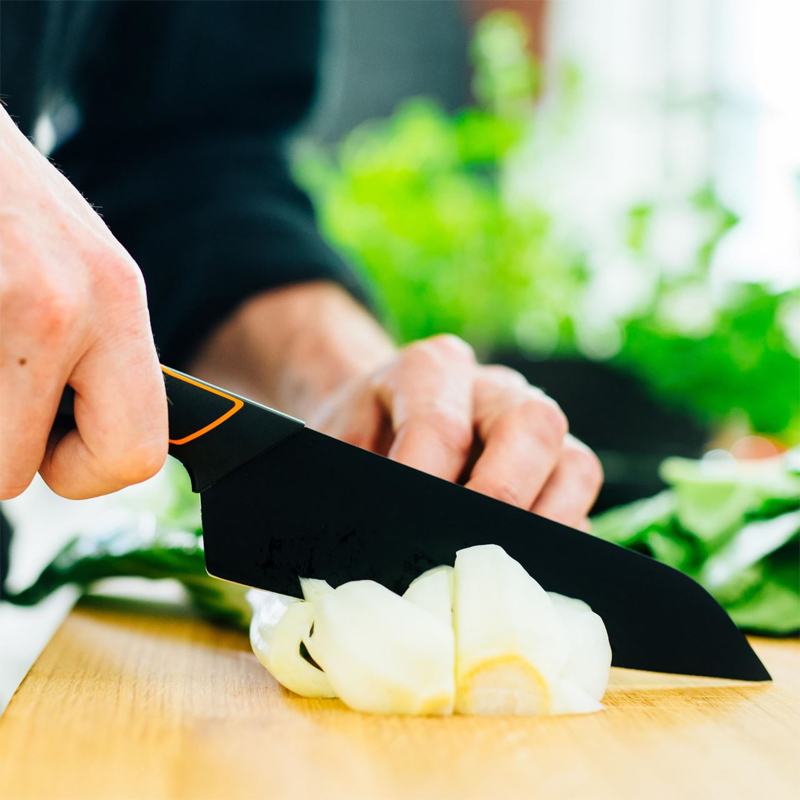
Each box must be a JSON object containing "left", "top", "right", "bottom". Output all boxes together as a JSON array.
[{"left": 592, "top": 452, "right": 800, "bottom": 634}]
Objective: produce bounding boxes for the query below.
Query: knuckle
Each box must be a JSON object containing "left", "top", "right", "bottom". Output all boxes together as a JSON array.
[
  {"left": 93, "top": 251, "right": 147, "bottom": 306},
  {"left": 508, "top": 396, "right": 568, "bottom": 448},
  {"left": 480, "top": 364, "right": 529, "bottom": 389},
  {"left": 537, "top": 397, "right": 569, "bottom": 440},
  {"left": 402, "top": 340, "right": 436, "bottom": 368},
  {"left": 104, "top": 438, "right": 167, "bottom": 487},
  {"left": 569, "top": 447, "right": 604, "bottom": 490},
  {"left": 28, "top": 277, "right": 83, "bottom": 340},
  {"left": 408, "top": 334, "right": 475, "bottom": 365},
  {"left": 429, "top": 334, "right": 475, "bottom": 360},
  {"left": 422, "top": 407, "right": 473, "bottom": 454},
  {"left": 480, "top": 478, "right": 524, "bottom": 509}
]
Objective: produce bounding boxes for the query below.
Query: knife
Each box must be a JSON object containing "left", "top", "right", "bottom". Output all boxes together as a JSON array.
[{"left": 57, "top": 365, "right": 770, "bottom": 681}]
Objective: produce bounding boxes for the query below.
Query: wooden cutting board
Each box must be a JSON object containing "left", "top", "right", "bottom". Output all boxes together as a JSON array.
[{"left": 1, "top": 595, "right": 798, "bottom": 800}]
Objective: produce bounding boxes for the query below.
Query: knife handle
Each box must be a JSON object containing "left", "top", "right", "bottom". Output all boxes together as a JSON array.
[{"left": 55, "top": 366, "right": 304, "bottom": 493}]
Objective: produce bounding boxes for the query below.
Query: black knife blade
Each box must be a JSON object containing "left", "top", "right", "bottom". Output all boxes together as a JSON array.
[
  {"left": 200, "top": 425, "right": 770, "bottom": 681},
  {"left": 58, "top": 367, "right": 772, "bottom": 682}
]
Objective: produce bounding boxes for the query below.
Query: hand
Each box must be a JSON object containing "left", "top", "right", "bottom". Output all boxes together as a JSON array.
[
  {"left": 310, "top": 335, "right": 603, "bottom": 530},
  {"left": 0, "top": 107, "right": 168, "bottom": 500},
  {"left": 192, "top": 285, "right": 602, "bottom": 530}
]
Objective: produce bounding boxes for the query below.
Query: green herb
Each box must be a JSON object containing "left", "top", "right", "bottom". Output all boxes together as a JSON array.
[
  {"left": 592, "top": 452, "right": 800, "bottom": 634},
  {"left": 4, "top": 521, "right": 249, "bottom": 630}
]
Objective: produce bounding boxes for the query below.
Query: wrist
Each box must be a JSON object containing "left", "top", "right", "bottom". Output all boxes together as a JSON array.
[{"left": 188, "top": 282, "right": 396, "bottom": 419}]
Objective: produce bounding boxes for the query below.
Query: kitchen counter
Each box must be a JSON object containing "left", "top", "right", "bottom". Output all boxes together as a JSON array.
[{"left": 1, "top": 595, "right": 798, "bottom": 800}]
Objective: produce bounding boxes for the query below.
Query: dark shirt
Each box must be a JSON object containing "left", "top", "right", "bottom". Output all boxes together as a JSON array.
[{"left": 1, "top": 0, "right": 364, "bottom": 367}]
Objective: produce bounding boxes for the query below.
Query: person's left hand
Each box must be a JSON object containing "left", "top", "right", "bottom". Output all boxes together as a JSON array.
[
  {"left": 308, "top": 334, "right": 602, "bottom": 531},
  {"left": 190, "top": 284, "right": 603, "bottom": 531}
]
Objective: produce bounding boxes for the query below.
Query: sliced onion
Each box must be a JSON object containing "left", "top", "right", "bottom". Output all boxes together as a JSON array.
[
  {"left": 299, "top": 577, "right": 334, "bottom": 604},
  {"left": 305, "top": 580, "right": 455, "bottom": 715},
  {"left": 453, "top": 544, "right": 569, "bottom": 715},
  {"left": 249, "top": 546, "right": 612, "bottom": 717},
  {"left": 403, "top": 565, "right": 453, "bottom": 626},
  {"left": 249, "top": 592, "right": 336, "bottom": 699},
  {"left": 548, "top": 592, "right": 612, "bottom": 704},
  {"left": 551, "top": 680, "right": 605, "bottom": 715}
]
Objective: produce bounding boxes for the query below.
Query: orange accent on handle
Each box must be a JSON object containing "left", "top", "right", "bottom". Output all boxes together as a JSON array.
[{"left": 162, "top": 366, "right": 244, "bottom": 446}]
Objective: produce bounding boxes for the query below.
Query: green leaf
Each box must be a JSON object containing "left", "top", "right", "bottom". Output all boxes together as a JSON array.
[
  {"left": 593, "top": 453, "right": 800, "bottom": 634},
  {"left": 470, "top": 11, "right": 540, "bottom": 115},
  {"left": 699, "top": 511, "right": 800, "bottom": 596},
  {"left": 644, "top": 525, "right": 703, "bottom": 573},
  {"left": 591, "top": 490, "right": 676, "bottom": 547},
  {"left": 660, "top": 456, "right": 800, "bottom": 547},
  {"left": 4, "top": 523, "right": 249, "bottom": 630},
  {"left": 724, "top": 557, "right": 800, "bottom": 634}
]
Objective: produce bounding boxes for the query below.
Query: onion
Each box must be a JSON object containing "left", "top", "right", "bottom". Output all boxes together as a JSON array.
[
  {"left": 249, "top": 545, "right": 611, "bottom": 716},
  {"left": 305, "top": 580, "right": 455, "bottom": 715},
  {"left": 403, "top": 565, "right": 454, "bottom": 625},
  {"left": 299, "top": 577, "right": 334, "bottom": 604},
  {"left": 248, "top": 591, "right": 335, "bottom": 699},
  {"left": 453, "top": 544, "right": 569, "bottom": 715},
  {"left": 548, "top": 592, "right": 612, "bottom": 708}
]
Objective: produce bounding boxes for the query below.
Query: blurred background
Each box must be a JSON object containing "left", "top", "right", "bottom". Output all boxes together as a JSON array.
[
  {"left": 2, "top": 0, "right": 798, "bottom": 709},
  {"left": 303, "top": 0, "right": 799, "bottom": 510}
]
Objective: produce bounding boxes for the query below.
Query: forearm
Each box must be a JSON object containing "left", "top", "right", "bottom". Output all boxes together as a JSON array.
[{"left": 188, "top": 282, "right": 396, "bottom": 419}]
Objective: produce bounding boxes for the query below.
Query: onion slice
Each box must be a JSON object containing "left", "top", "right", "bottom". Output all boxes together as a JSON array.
[
  {"left": 306, "top": 580, "right": 456, "bottom": 715},
  {"left": 453, "top": 544, "right": 570, "bottom": 716},
  {"left": 249, "top": 592, "right": 336, "bottom": 699},
  {"left": 403, "top": 565, "right": 454, "bottom": 626},
  {"left": 548, "top": 592, "right": 612, "bottom": 709},
  {"left": 299, "top": 577, "right": 334, "bottom": 604}
]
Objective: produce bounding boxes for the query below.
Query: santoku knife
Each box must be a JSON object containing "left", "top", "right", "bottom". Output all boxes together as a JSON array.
[{"left": 57, "top": 366, "right": 770, "bottom": 682}]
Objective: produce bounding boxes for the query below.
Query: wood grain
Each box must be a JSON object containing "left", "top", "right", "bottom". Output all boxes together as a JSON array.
[{"left": 1, "top": 595, "right": 798, "bottom": 800}]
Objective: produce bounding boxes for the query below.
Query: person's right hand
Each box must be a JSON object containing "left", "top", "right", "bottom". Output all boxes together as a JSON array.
[{"left": 0, "top": 108, "right": 168, "bottom": 500}]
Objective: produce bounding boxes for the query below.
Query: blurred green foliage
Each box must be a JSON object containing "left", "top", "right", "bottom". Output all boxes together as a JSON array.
[
  {"left": 592, "top": 451, "right": 800, "bottom": 634},
  {"left": 5, "top": 526, "right": 250, "bottom": 630},
  {"left": 295, "top": 11, "right": 799, "bottom": 443}
]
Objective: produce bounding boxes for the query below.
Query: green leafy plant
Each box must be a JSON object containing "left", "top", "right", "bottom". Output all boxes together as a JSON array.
[
  {"left": 295, "top": 11, "right": 799, "bottom": 442},
  {"left": 4, "top": 523, "right": 249, "bottom": 630},
  {"left": 592, "top": 451, "right": 800, "bottom": 633},
  {"left": 2, "top": 464, "right": 246, "bottom": 629}
]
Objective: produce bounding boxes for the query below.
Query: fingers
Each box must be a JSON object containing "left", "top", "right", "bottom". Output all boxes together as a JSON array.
[
  {"left": 296, "top": 325, "right": 604, "bottom": 531},
  {"left": 0, "top": 248, "right": 87, "bottom": 499},
  {"left": 465, "top": 368, "right": 569, "bottom": 510},
  {"left": 309, "top": 380, "right": 392, "bottom": 456},
  {"left": 530, "top": 435, "right": 604, "bottom": 529},
  {"left": 377, "top": 335, "right": 476, "bottom": 482},
  {"left": 38, "top": 272, "right": 169, "bottom": 499},
  {"left": 0, "top": 113, "right": 168, "bottom": 501},
  {"left": 464, "top": 366, "right": 602, "bottom": 529},
  {"left": 0, "top": 355, "right": 68, "bottom": 498}
]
